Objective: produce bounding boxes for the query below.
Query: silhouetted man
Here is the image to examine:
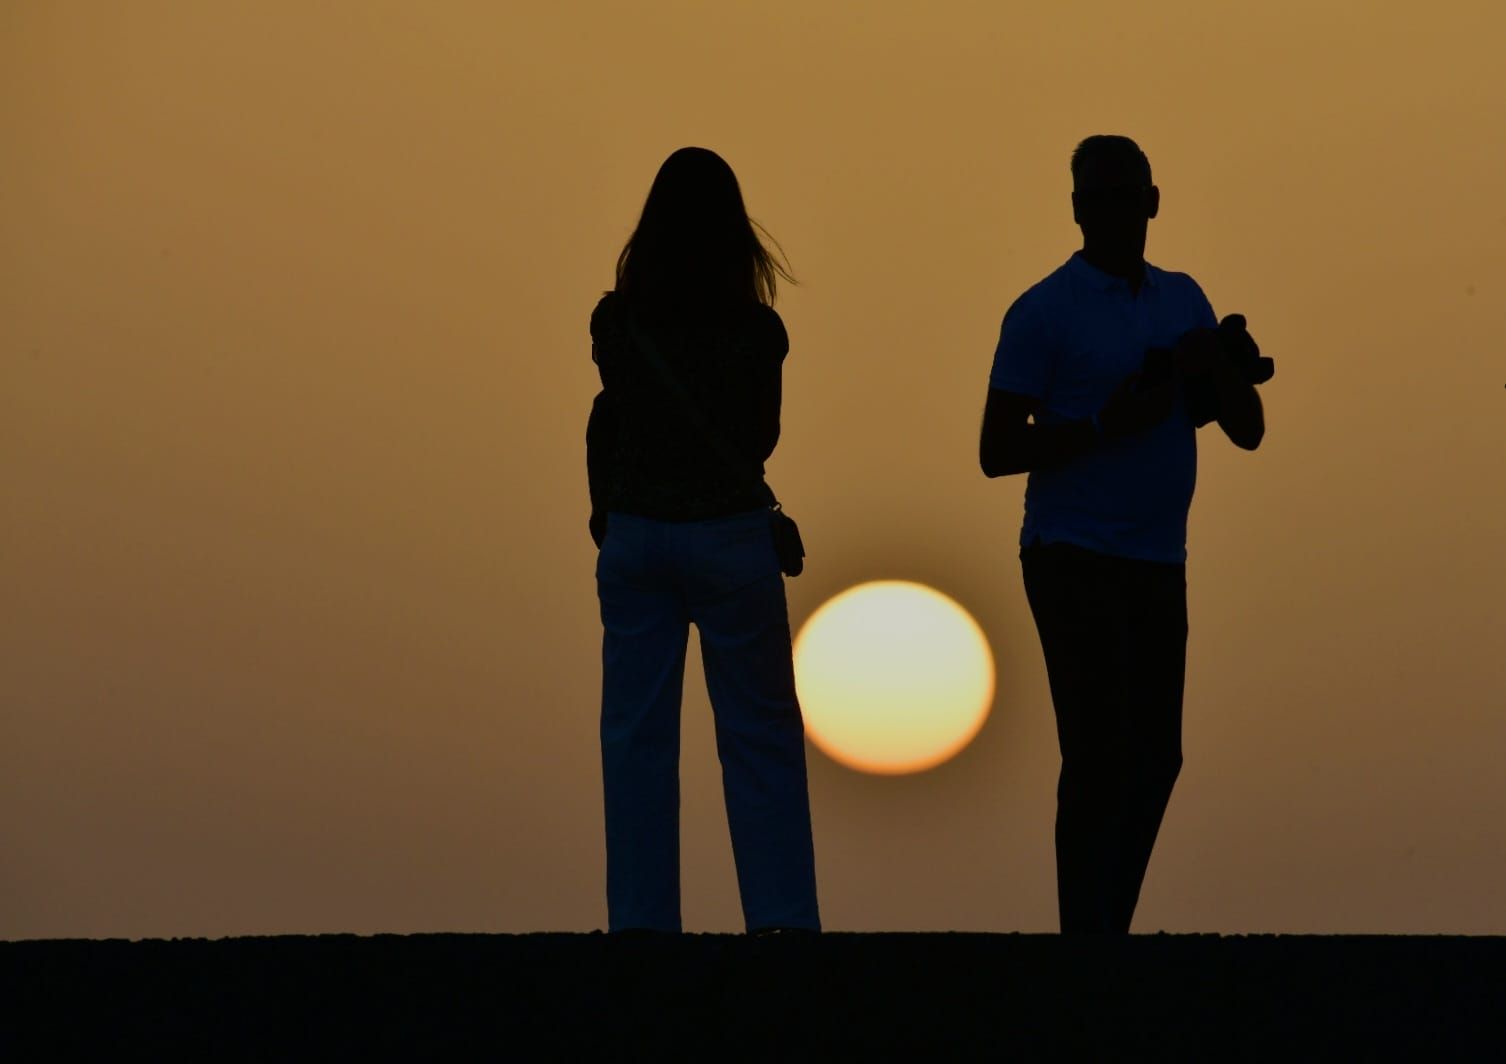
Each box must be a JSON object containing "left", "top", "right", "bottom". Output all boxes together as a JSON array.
[{"left": 980, "top": 135, "right": 1267, "bottom": 933}]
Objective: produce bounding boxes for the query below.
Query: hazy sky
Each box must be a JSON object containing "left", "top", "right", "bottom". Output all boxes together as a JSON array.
[{"left": 4, "top": 2, "right": 1504, "bottom": 938}]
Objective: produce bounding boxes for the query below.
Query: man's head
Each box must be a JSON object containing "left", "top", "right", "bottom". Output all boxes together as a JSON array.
[{"left": 1071, "top": 135, "right": 1159, "bottom": 256}]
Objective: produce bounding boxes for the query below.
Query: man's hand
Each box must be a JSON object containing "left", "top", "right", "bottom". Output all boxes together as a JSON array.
[
  {"left": 1098, "top": 372, "right": 1178, "bottom": 439},
  {"left": 590, "top": 510, "right": 607, "bottom": 549},
  {"left": 1172, "top": 327, "right": 1226, "bottom": 378},
  {"left": 1206, "top": 314, "right": 1267, "bottom": 450},
  {"left": 1216, "top": 314, "right": 1275, "bottom": 384}
]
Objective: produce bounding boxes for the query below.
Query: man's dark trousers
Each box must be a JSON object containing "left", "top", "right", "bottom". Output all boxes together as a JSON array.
[{"left": 1021, "top": 539, "right": 1187, "bottom": 934}]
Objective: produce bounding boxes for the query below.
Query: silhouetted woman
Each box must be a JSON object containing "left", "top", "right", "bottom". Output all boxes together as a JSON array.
[{"left": 586, "top": 147, "right": 820, "bottom": 934}]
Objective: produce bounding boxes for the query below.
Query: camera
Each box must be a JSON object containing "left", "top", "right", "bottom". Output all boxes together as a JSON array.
[
  {"left": 1138, "top": 314, "right": 1275, "bottom": 387},
  {"left": 1216, "top": 314, "right": 1275, "bottom": 385}
]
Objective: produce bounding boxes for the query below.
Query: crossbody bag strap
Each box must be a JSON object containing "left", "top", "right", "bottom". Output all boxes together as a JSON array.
[{"left": 624, "top": 314, "right": 781, "bottom": 510}]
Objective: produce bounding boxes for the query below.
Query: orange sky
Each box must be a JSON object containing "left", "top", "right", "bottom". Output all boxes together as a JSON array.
[{"left": 4, "top": 2, "right": 1504, "bottom": 937}]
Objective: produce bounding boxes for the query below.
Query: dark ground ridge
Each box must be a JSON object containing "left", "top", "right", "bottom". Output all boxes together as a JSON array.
[{"left": 4, "top": 932, "right": 1504, "bottom": 1059}]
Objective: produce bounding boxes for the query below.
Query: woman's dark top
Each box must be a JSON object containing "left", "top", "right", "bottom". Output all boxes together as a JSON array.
[{"left": 587, "top": 291, "right": 787, "bottom": 532}]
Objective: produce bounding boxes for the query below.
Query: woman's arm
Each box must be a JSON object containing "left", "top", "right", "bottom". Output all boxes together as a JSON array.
[
  {"left": 749, "top": 363, "right": 782, "bottom": 463},
  {"left": 748, "top": 306, "right": 787, "bottom": 464},
  {"left": 586, "top": 342, "right": 616, "bottom": 546}
]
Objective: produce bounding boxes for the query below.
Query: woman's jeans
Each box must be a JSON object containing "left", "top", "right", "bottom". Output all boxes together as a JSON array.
[{"left": 596, "top": 509, "right": 820, "bottom": 933}]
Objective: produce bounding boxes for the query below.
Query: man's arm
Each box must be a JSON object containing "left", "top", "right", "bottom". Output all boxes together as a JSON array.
[
  {"left": 1210, "top": 358, "right": 1264, "bottom": 450},
  {"left": 979, "top": 389, "right": 1096, "bottom": 478},
  {"left": 979, "top": 375, "right": 1183, "bottom": 478},
  {"left": 1175, "top": 329, "right": 1265, "bottom": 450}
]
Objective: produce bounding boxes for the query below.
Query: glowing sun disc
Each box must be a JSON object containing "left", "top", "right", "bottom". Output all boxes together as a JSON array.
[{"left": 793, "top": 581, "right": 995, "bottom": 775}]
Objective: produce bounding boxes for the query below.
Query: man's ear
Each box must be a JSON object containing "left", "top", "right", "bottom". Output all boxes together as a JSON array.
[
  {"left": 1071, "top": 190, "right": 1084, "bottom": 226},
  {"left": 1146, "top": 185, "right": 1161, "bottom": 220}
]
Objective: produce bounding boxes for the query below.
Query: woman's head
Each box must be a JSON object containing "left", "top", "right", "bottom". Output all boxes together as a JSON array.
[{"left": 615, "top": 147, "right": 792, "bottom": 309}]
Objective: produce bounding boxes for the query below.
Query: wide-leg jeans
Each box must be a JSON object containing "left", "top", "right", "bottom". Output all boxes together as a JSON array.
[
  {"left": 1021, "top": 539, "right": 1187, "bottom": 934},
  {"left": 597, "top": 509, "right": 820, "bottom": 933}
]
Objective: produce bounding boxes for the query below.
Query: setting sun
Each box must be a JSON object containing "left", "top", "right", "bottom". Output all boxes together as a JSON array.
[{"left": 793, "top": 581, "right": 995, "bottom": 775}]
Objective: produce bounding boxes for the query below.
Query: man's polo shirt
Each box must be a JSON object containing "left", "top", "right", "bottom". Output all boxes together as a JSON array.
[{"left": 989, "top": 251, "right": 1217, "bottom": 563}]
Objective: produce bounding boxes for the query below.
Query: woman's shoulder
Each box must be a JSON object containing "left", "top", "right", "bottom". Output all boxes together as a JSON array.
[{"left": 593, "top": 293, "right": 786, "bottom": 359}]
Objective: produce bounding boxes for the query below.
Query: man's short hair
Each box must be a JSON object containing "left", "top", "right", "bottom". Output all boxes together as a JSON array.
[{"left": 1071, "top": 135, "right": 1153, "bottom": 187}]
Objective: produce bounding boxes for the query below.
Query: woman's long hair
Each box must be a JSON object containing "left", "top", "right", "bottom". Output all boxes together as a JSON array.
[{"left": 615, "top": 147, "right": 793, "bottom": 311}]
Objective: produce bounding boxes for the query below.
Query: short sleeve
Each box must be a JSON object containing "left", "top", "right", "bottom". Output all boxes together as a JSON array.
[
  {"left": 589, "top": 293, "right": 618, "bottom": 362},
  {"left": 988, "top": 291, "right": 1053, "bottom": 397},
  {"left": 1187, "top": 278, "right": 1217, "bottom": 329},
  {"left": 753, "top": 304, "right": 790, "bottom": 364}
]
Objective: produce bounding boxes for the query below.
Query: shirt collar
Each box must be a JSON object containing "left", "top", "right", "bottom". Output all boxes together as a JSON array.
[{"left": 1069, "top": 250, "right": 1158, "bottom": 291}]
